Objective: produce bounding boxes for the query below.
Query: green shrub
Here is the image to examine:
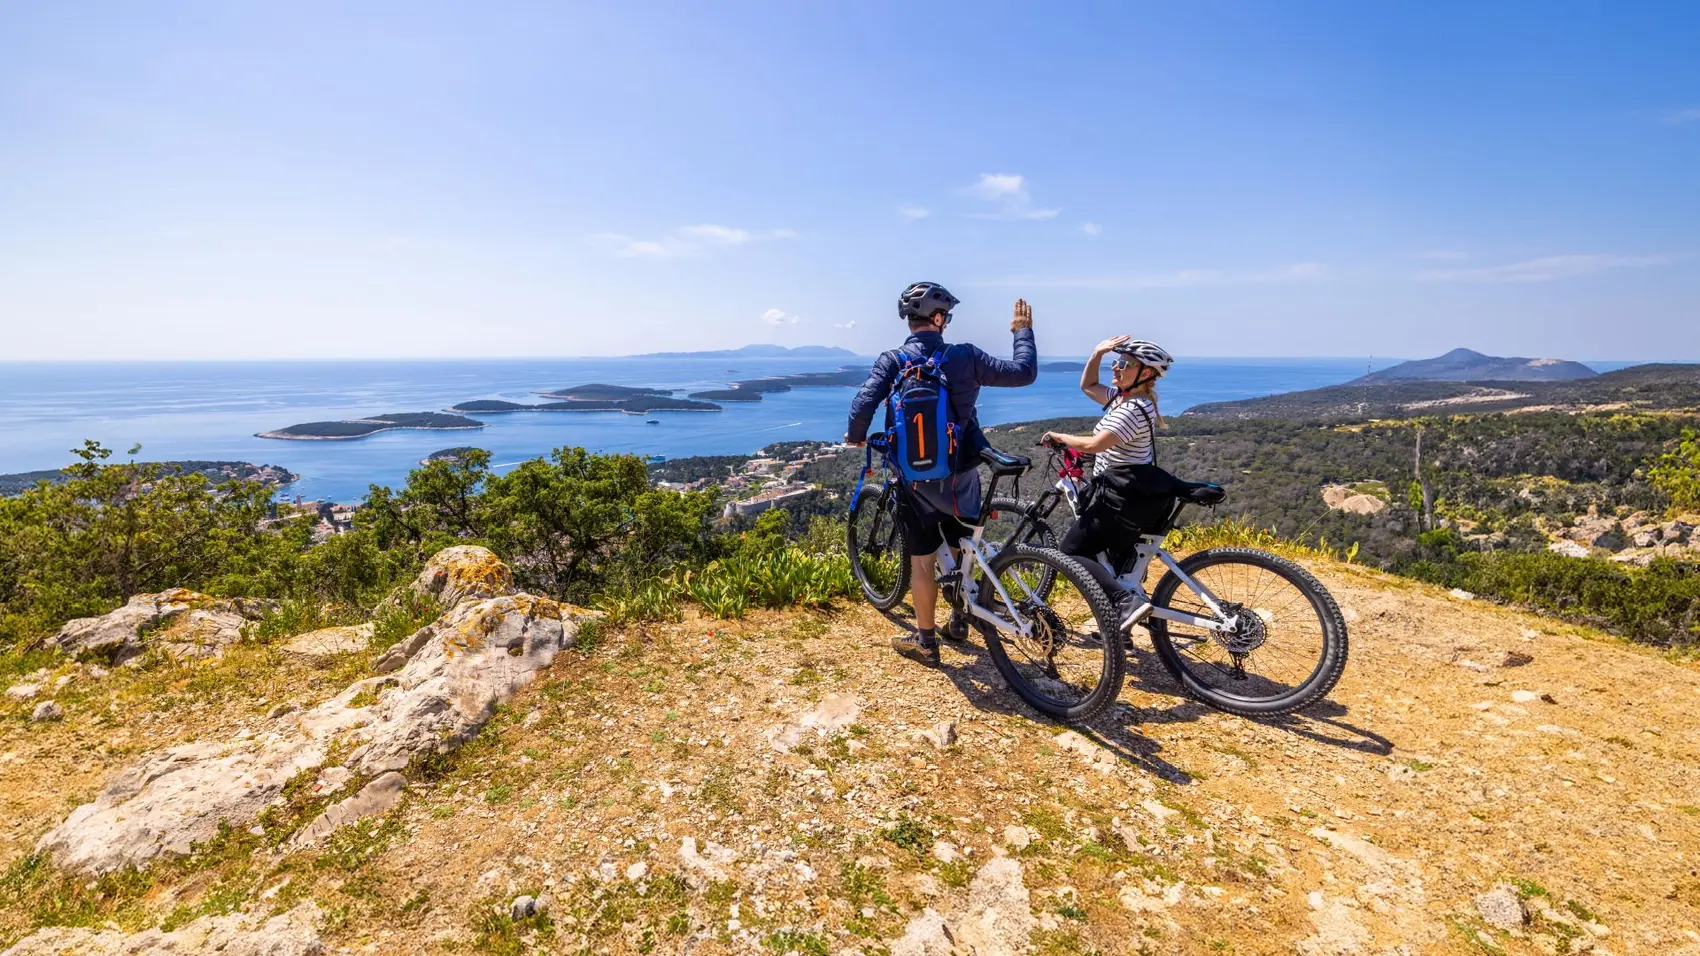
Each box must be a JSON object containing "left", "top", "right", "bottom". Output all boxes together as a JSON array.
[
  {"left": 1407, "top": 551, "right": 1700, "bottom": 647},
  {"left": 1650, "top": 428, "right": 1700, "bottom": 512}
]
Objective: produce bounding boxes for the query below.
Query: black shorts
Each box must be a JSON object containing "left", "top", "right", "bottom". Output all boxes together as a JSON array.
[{"left": 897, "top": 469, "right": 981, "bottom": 555}]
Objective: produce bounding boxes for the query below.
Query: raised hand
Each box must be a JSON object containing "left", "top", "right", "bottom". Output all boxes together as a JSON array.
[
  {"left": 1093, "top": 334, "right": 1131, "bottom": 356},
  {"left": 1011, "top": 298, "right": 1033, "bottom": 332}
]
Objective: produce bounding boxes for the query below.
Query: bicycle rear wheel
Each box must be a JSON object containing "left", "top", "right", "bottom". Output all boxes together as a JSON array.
[
  {"left": 847, "top": 482, "right": 911, "bottom": 610},
  {"left": 974, "top": 545, "right": 1123, "bottom": 724},
  {"left": 1147, "top": 547, "right": 1348, "bottom": 717}
]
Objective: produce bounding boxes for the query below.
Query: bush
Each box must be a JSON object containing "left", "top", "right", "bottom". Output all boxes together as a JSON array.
[
  {"left": 1650, "top": 429, "right": 1700, "bottom": 512},
  {"left": 1407, "top": 551, "right": 1700, "bottom": 647}
]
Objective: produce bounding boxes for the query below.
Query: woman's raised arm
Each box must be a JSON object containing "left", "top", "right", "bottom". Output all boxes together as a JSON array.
[{"left": 1079, "top": 335, "right": 1129, "bottom": 405}]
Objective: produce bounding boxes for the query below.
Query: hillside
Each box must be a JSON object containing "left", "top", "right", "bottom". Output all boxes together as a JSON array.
[
  {"left": 3, "top": 547, "right": 1698, "bottom": 954},
  {"left": 1184, "top": 362, "right": 1700, "bottom": 421},
  {"left": 1355, "top": 348, "right": 1597, "bottom": 384},
  {"left": 0, "top": 460, "right": 297, "bottom": 497}
]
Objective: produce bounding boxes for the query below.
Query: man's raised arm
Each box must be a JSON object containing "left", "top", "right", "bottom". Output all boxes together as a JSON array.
[{"left": 972, "top": 298, "right": 1038, "bottom": 387}]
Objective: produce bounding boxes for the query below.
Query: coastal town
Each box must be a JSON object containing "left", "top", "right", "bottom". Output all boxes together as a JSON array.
[{"left": 652, "top": 441, "right": 846, "bottom": 519}]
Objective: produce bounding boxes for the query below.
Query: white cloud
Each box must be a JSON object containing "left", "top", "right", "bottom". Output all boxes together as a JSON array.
[
  {"left": 680, "top": 224, "right": 752, "bottom": 245},
  {"left": 833, "top": 320, "right": 857, "bottom": 329},
  {"left": 961, "top": 173, "right": 1059, "bottom": 221},
  {"left": 1418, "top": 253, "right": 1671, "bottom": 283},
  {"left": 967, "top": 173, "right": 1027, "bottom": 202},
  {"left": 972, "top": 262, "right": 1329, "bottom": 290},
  {"left": 1661, "top": 108, "right": 1700, "bottom": 124},
  {"left": 763, "top": 308, "right": 802, "bottom": 325},
  {"left": 897, "top": 206, "right": 931, "bottom": 221},
  {"left": 1415, "top": 249, "right": 1467, "bottom": 260},
  {"left": 1081, "top": 222, "right": 1102, "bottom": 237},
  {"left": 592, "top": 224, "right": 796, "bottom": 258}
]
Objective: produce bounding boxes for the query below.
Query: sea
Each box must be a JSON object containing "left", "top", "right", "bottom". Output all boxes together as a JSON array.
[{"left": 0, "top": 357, "right": 1645, "bottom": 503}]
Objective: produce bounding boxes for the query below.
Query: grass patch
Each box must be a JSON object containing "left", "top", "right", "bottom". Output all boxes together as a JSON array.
[{"left": 881, "top": 814, "right": 932, "bottom": 859}]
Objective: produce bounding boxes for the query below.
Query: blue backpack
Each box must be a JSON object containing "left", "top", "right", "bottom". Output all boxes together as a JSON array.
[{"left": 885, "top": 346, "right": 959, "bottom": 482}]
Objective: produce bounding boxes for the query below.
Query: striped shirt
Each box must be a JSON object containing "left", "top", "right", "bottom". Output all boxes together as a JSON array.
[{"left": 1092, "top": 394, "right": 1157, "bottom": 476}]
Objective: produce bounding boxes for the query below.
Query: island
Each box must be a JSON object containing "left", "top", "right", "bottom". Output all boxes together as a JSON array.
[
  {"left": 1, "top": 460, "right": 299, "bottom": 497},
  {"left": 1040, "top": 360, "right": 1086, "bottom": 372},
  {"left": 685, "top": 366, "right": 869, "bottom": 402},
  {"left": 536, "top": 383, "right": 675, "bottom": 400},
  {"left": 257, "top": 412, "right": 485, "bottom": 441},
  {"left": 421, "top": 447, "right": 486, "bottom": 465},
  {"left": 447, "top": 397, "right": 721, "bottom": 414}
]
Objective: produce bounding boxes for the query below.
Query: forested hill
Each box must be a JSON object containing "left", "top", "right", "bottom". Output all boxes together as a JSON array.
[
  {"left": 1183, "top": 362, "right": 1700, "bottom": 421},
  {"left": 1352, "top": 347, "right": 1596, "bottom": 384}
]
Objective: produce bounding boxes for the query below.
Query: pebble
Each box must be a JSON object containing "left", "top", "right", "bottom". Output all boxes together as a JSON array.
[
  {"left": 1474, "top": 885, "right": 1527, "bottom": 930},
  {"left": 931, "top": 840, "right": 962, "bottom": 863},
  {"left": 31, "top": 700, "right": 63, "bottom": 722},
  {"left": 5, "top": 683, "right": 39, "bottom": 701},
  {"left": 1002, "top": 825, "right": 1033, "bottom": 850},
  {"left": 510, "top": 895, "right": 536, "bottom": 920},
  {"left": 625, "top": 861, "right": 648, "bottom": 880},
  {"left": 1511, "top": 690, "right": 1540, "bottom": 704}
]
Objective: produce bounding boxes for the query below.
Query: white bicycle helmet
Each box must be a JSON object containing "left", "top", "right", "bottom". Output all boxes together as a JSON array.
[{"left": 1111, "top": 340, "right": 1174, "bottom": 376}]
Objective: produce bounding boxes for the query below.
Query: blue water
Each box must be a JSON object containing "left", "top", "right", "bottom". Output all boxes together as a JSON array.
[{"left": 0, "top": 356, "right": 1644, "bottom": 502}]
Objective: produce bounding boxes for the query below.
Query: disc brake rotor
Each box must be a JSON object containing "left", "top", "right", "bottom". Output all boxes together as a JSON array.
[
  {"left": 1211, "top": 601, "right": 1268, "bottom": 655},
  {"left": 1011, "top": 601, "right": 1063, "bottom": 662}
]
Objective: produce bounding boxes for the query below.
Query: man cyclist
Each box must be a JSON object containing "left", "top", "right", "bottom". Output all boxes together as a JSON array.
[{"left": 847, "top": 282, "right": 1037, "bottom": 665}]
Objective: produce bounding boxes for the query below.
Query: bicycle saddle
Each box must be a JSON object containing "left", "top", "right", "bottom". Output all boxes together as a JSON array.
[
  {"left": 1175, "top": 480, "right": 1226, "bottom": 505},
  {"left": 979, "top": 447, "right": 1031, "bottom": 476}
]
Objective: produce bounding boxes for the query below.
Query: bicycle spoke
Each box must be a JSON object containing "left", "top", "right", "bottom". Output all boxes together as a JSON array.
[
  {"left": 1162, "top": 563, "right": 1325, "bottom": 696},
  {"left": 984, "top": 553, "right": 1109, "bottom": 710}
]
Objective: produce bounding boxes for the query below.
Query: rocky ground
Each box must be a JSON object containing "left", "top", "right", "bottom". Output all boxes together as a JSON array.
[{"left": 2, "top": 549, "right": 1699, "bottom": 955}]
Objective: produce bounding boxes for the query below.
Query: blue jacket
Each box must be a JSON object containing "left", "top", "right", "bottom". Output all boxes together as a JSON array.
[{"left": 846, "top": 328, "right": 1038, "bottom": 472}]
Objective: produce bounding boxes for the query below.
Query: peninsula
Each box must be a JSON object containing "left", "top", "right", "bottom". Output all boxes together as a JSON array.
[
  {"left": 634, "top": 344, "right": 858, "bottom": 360},
  {"left": 1, "top": 460, "right": 298, "bottom": 497},
  {"left": 256, "top": 412, "right": 484, "bottom": 441},
  {"left": 535, "top": 384, "right": 674, "bottom": 400},
  {"left": 448, "top": 397, "right": 721, "bottom": 414}
]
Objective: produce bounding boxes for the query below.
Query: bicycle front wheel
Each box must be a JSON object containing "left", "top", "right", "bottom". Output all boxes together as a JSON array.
[
  {"left": 847, "top": 482, "right": 911, "bottom": 610},
  {"left": 974, "top": 545, "right": 1124, "bottom": 724},
  {"left": 1147, "top": 547, "right": 1348, "bottom": 717}
]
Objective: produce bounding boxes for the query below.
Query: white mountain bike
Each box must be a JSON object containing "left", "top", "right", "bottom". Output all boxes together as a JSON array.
[
  {"left": 847, "top": 436, "right": 1128, "bottom": 723},
  {"left": 985, "top": 443, "right": 1349, "bottom": 718}
]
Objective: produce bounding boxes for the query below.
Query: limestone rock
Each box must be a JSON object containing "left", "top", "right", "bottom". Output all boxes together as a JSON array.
[
  {"left": 889, "top": 909, "right": 954, "bottom": 956},
  {"left": 31, "top": 700, "right": 62, "bottom": 722},
  {"left": 410, "top": 545, "right": 514, "bottom": 606},
  {"left": 6, "top": 683, "right": 40, "bottom": 701},
  {"left": 510, "top": 895, "right": 537, "bottom": 921},
  {"left": 952, "top": 856, "right": 1034, "bottom": 956},
  {"left": 36, "top": 734, "right": 330, "bottom": 875},
  {"left": 52, "top": 590, "right": 272, "bottom": 664},
  {"left": 918, "top": 720, "right": 957, "bottom": 751},
  {"left": 1474, "top": 884, "right": 1528, "bottom": 930},
  {"left": 1, "top": 901, "right": 321, "bottom": 955},
  {"left": 1002, "top": 825, "right": 1033, "bottom": 850},
  {"left": 284, "top": 622, "right": 374, "bottom": 658},
  {"left": 37, "top": 552, "right": 578, "bottom": 875},
  {"left": 1321, "top": 485, "right": 1387, "bottom": 515},
  {"left": 290, "top": 772, "right": 407, "bottom": 849},
  {"left": 1547, "top": 539, "right": 1590, "bottom": 559},
  {"left": 678, "top": 836, "right": 737, "bottom": 887},
  {"left": 766, "top": 692, "right": 861, "bottom": 752}
]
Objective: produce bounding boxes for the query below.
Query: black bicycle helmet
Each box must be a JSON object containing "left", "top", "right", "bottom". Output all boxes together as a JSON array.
[{"left": 898, "top": 282, "right": 960, "bottom": 322}]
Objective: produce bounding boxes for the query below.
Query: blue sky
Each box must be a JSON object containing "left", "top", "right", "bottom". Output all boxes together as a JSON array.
[{"left": 1, "top": 1, "right": 1696, "bottom": 361}]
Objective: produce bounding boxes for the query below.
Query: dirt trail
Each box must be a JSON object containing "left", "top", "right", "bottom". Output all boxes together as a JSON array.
[{"left": 3, "top": 559, "right": 1698, "bottom": 955}]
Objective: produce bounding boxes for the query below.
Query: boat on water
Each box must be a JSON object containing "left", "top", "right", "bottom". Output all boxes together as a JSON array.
[
  {"left": 645, "top": 418, "right": 660, "bottom": 425},
  {"left": 646, "top": 454, "right": 666, "bottom": 462}
]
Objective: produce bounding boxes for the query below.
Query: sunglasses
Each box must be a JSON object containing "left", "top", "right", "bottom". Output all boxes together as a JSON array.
[{"left": 1110, "top": 359, "right": 1133, "bottom": 370}]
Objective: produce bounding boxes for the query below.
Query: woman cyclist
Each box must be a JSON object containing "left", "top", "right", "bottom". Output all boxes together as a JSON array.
[{"left": 1041, "top": 336, "right": 1176, "bottom": 603}]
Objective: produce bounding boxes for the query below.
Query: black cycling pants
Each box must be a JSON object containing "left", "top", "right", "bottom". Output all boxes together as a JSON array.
[{"left": 1059, "top": 503, "right": 1131, "bottom": 598}]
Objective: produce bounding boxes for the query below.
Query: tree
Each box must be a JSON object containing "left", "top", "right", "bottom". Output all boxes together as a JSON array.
[{"left": 1649, "top": 429, "right": 1700, "bottom": 512}]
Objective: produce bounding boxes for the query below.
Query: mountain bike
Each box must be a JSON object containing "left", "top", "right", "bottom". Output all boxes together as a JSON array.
[
  {"left": 990, "top": 443, "right": 1349, "bottom": 718},
  {"left": 847, "top": 436, "right": 1127, "bottom": 723}
]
